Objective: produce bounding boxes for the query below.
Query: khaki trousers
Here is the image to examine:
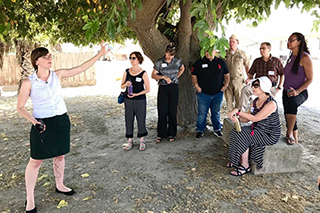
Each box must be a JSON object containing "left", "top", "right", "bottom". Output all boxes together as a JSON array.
[{"left": 225, "top": 78, "right": 244, "bottom": 112}]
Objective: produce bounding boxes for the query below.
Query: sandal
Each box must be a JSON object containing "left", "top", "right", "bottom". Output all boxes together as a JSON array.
[
  {"left": 123, "top": 140, "right": 133, "bottom": 151},
  {"left": 231, "top": 164, "right": 251, "bottom": 176},
  {"left": 226, "top": 161, "right": 240, "bottom": 168},
  {"left": 168, "top": 136, "right": 175, "bottom": 142},
  {"left": 226, "top": 163, "right": 233, "bottom": 168},
  {"left": 139, "top": 140, "right": 146, "bottom": 151},
  {"left": 156, "top": 137, "right": 162, "bottom": 143},
  {"left": 286, "top": 135, "right": 295, "bottom": 145}
]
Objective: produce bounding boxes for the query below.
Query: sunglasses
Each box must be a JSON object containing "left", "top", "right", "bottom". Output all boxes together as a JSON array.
[
  {"left": 259, "top": 47, "right": 267, "bottom": 50},
  {"left": 287, "top": 39, "right": 297, "bottom": 43},
  {"left": 252, "top": 83, "right": 260, "bottom": 88},
  {"left": 129, "top": 57, "right": 136, "bottom": 60}
]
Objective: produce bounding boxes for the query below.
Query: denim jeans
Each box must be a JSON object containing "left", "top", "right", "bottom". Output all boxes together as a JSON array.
[{"left": 196, "top": 91, "right": 223, "bottom": 132}]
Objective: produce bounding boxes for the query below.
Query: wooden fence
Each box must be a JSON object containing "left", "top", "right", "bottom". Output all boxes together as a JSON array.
[{"left": 0, "top": 52, "right": 96, "bottom": 88}]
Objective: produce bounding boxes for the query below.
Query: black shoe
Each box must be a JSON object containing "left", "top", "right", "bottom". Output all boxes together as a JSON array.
[
  {"left": 214, "top": 130, "right": 223, "bottom": 138},
  {"left": 55, "top": 187, "right": 75, "bottom": 196},
  {"left": 26, "top": 207, "right": 37, "bottom": 213},
  {"left": 25, "top": 201, "right": 37, "bottom": 213},
  {"left": 195, "top": 132, "right": 204, "bottom": 140}
]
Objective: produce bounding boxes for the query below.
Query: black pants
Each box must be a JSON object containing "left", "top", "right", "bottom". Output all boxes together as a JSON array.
[
  {"left": 124, "top": 98, "right": 148, "bottom": 138},
  {"left": 282, "top": 89, "right": 308, "bottom": 131},
  {"left": 157, "top": 84, "right": 179, "bottom": 138}
]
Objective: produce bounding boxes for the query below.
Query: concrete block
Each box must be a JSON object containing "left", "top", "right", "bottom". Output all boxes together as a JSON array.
[
  {"left": 222, "top": 118, "right": 233, "bottom": 144},
  {"left": 251, "top": 138, "right": 303, "bottom": 175},
  {"left": 222, "top": 118, "right": 250, "bottom": 145},
  {"left": 222, "top": 118, "right": 303, "bottom": 174}
]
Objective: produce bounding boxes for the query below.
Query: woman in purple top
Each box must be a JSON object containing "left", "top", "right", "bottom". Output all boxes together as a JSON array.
[{"left": 283, "top": 32, "right": 313, "bottom": 144}]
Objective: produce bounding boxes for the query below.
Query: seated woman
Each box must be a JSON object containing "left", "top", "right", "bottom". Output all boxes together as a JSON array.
[{"left": 227, "top": 76, "right": 281, "bottom": 176}]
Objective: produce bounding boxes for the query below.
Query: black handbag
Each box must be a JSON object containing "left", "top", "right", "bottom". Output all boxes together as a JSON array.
[
  {"left": 118, "top": 92, "right": 125, "bottom": 104},
  {"left": 118, "top": 69, "right": 129, "bottom": 104}
]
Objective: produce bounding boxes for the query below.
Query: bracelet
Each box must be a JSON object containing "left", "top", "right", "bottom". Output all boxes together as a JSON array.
[{"left": 236, "top": 109, "right": 241, "bottom": 115}]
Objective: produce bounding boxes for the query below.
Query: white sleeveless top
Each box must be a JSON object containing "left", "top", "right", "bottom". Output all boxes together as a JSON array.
[{"left": 29, "top": 70, "right": 67, "bottom": 118}]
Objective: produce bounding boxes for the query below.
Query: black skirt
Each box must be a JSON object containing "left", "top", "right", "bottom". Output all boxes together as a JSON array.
[{"left": 30, "top": 113, "right": 71, "bottom": 159}]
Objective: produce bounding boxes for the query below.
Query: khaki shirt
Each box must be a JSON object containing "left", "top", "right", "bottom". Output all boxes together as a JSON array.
[{"left": 225, "top": 49, "right": 250, "bottom": 80}]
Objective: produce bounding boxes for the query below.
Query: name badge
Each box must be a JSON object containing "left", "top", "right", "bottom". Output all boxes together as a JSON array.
[
  {"left": 268, "top": 70, "right": 275, "bottom": 75},
  {"left": 136, "top": 77, "right": 142, "bottom": 82},
  {"left": 202, "top": 64, "right": 208, "bottom": 68},
  {"left": 161, "top": 63, "right": 167, "bottom": 68}
]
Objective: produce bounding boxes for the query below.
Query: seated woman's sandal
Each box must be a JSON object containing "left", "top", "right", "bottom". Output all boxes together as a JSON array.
[{"left": 231, "top": 165, "right": 251, "bottom": 176}]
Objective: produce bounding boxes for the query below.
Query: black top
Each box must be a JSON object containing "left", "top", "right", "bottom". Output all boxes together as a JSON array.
[
  {"left": 125, "top": 69, "right": 146, "bottom": 100},
  {"left": 191, "top": 57, "right": 229, "bottom": 95}
]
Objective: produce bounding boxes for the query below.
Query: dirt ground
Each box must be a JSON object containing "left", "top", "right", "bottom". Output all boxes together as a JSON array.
[{"left": 1, "top": 94, "right": 320, "bottom": 213}]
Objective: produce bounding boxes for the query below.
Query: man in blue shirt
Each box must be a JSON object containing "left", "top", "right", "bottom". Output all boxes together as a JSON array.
[{"left": 191, "top": 49, "right": 230, "bottom": 140}]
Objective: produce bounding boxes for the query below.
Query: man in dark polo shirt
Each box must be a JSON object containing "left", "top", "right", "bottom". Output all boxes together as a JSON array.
[
  {"left": 191, "top": 49, "right": 230, "bottom": 140},
  {"left": 239, "top": 42, "right": 284, "bottom": 111}
]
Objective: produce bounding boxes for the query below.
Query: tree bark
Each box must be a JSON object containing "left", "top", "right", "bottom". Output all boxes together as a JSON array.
[
  {"left": 176, "top": 0, "right": 197, "bottom": 127},
  {"left": 127, "top": 0, "right": 168, "bottom": 62}
]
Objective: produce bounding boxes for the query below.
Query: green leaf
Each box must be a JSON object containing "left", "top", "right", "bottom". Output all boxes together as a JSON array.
[
  {"left": 135, "top": 0, "right": 142, "bottom": 11},
  {"left": 107, "top": 18, "right": 116, "bottom": 40},
  {"left": 284, "top": 0, "right": 291, "bottom": 8},
  {"left": 0, "top": 24, "right": 6, "bottom": 33},
  {"left": 193, "top": 20, "right": 209, "bottom": 31},
  {"left": 252, "top": 21, "right": 258, "bottom": 27},
  {"left": 82, "top": 22, "right": 92, "bottom": 30},
  {"left": 190, "top": 3, "right": 205, "bottom": 18}
]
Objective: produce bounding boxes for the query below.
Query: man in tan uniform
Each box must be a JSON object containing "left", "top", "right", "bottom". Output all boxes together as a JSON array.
[{"left": 225, "top": 34, "right": 250, "bottom": 112}]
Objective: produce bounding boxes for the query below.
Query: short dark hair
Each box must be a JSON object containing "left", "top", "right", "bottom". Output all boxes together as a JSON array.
[
  {"left": 31, "top": 47, "right": 49, "bottom": 70},
  {"left": 130, "top": 51, "right": 144, "bottom": 64},
  {"left": 165, "top": 43, "right": 176, "bottom": 55},
  {"left": 261, "top": 42, "right": 271, "bottom": 49}
]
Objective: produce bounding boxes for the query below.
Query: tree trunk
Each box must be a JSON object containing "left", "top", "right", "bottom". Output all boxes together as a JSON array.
[
  {"left": 128, "top": 0, "right": 203, "bottom": 127},
  {"left": 176, "top": 0, "right": 197, "bottom": 127},
  {"left": 15, "top": 39, "right": 37, "bottom": 93}
]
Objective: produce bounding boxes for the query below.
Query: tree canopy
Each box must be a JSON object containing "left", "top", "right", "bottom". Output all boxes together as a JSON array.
[
  {"left": 1, "top": 0, "right": 319, "bottom": 125},
  {"left": 1, "top": 0, "right": 319, "bottom": 55}
]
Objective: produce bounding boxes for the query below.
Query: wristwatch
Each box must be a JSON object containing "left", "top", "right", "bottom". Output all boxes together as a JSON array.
[{"left": 277, "top": 86, "right": 281, "bottom": 90}]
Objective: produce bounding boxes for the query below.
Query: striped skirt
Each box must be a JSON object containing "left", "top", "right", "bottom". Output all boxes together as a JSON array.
[{"left": 228, "top": 126, "right": 280, "bottom": 169}]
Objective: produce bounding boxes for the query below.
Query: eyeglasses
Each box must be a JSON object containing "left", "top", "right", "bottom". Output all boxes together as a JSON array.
[
  {"left": 251, "top": 83, "right": 260, "bottom": 88},
  {"left": 287, "top": 39, "right": 297, "bottom": 43},
  {"left": 260, "top": 47, "right": 267, "bottom": 50},
  {"left": 42, "top": 54, "right": 53, "bottom": 59},
  {"left": 129, "top": 57, "right": 136, "bottom": 60}
]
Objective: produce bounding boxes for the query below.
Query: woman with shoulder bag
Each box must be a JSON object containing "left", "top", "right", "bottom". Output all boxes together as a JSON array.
[{"left": 121, "top": 51, "right": 150, "bottom": 151}]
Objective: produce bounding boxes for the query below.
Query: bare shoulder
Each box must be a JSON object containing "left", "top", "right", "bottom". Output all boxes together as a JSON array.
[
  {"left": 22, "top": 78, "right": 31, "bottom": 86},
  {"left": 301, "top": 53, "right": 312, "bottom": 67},
  {"left": 54, "top": 69, "right": 66, "bottom": 79}
]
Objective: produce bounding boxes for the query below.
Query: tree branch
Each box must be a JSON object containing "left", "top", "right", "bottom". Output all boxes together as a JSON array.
[{"left": 126, "top": 0, "right": 169, "bottom": 62}]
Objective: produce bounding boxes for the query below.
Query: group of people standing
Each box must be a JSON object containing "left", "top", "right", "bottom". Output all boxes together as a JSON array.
[
  {"left": 17, "top": 32, "right": 313, "bottom": 212},
  {"left": 120, "top": 32, "right": 313, "bottom": 177}
]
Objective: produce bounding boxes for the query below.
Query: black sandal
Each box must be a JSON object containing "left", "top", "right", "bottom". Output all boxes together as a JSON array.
[
  {"left": 168, "top": 136, "right": 175, "bottom": 142},
  {"left": 231, "top": 164, "right": 251, "bottom": 176},
  {"left": 156, "top": 137, "right": 162, "bottom": 143}
]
